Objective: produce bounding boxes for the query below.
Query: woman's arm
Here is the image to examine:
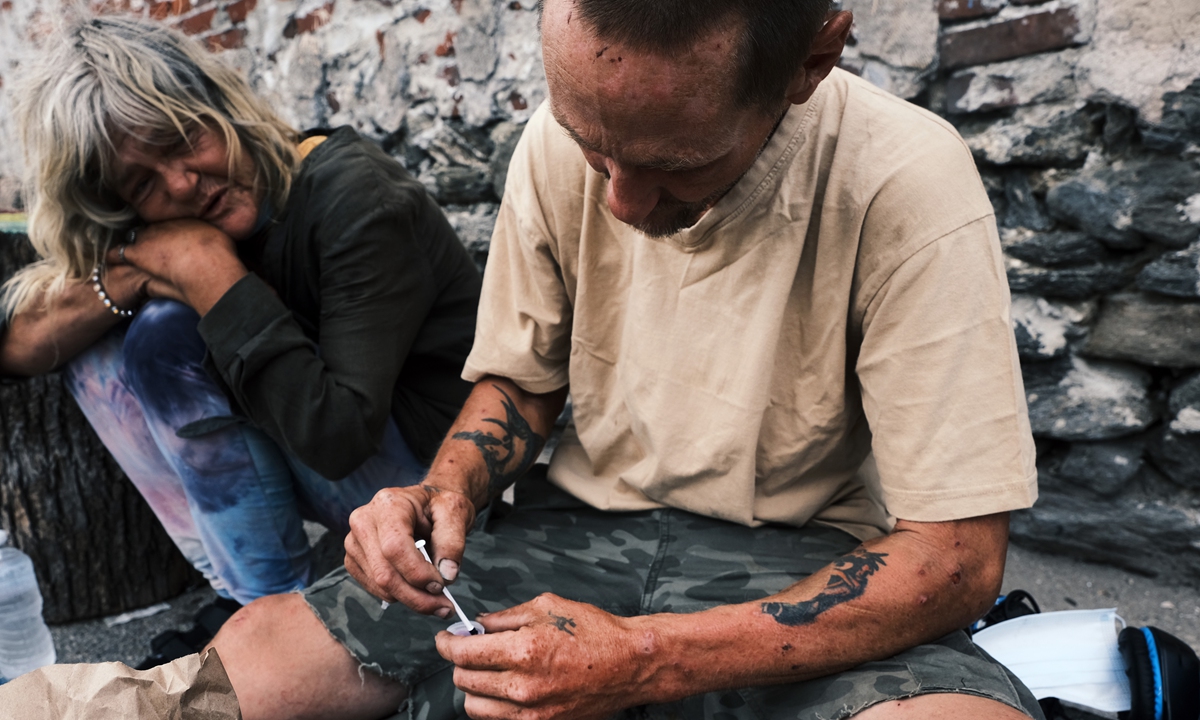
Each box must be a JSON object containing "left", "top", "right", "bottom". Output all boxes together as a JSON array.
[{"left": 0, "top": 265, "right": 148, "bottom": 376}]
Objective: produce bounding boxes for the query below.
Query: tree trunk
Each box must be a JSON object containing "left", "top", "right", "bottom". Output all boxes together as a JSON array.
[{"left": 0, "top": 233, "right": 201, "bottom": 624}]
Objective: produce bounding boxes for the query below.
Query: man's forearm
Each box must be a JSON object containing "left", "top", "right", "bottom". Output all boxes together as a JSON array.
[
  {"left": 622, "top": 513, "right": 1009, "bottom": 705},
  {"left": 423, "top": 376, "right": 568, "bottom": 509}
]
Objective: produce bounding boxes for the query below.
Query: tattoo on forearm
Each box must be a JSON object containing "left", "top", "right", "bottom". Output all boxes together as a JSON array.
[
  {"left": 549, "top": 613, "right": 576, "bottom": 636},
  {"left": 761, "top": 548, "right": 889, "bottom": 627},
  {"left": 452, "top": 385, "right": 546, "bottom": 497}
]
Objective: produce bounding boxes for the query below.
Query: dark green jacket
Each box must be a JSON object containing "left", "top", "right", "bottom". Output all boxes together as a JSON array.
[{"left": 199, "top": 127, "right": 481, "bottom": 478}]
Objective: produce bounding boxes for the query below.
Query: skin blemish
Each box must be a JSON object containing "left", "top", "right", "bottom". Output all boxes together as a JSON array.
[
  {"left": 781, "top": 643, "right": 793, "bottom": 654},
  {"left": 917, "top": 568, "right": 926, "bottom": 576},
  {"left": 917, "top": 594, "right": 929, "bottom": 605},
  {"left": 596, "top": 45, "right": 608, "bottom": 58},
  {"left": 950, "top": 571, "right": 962, "bottom": 585}
]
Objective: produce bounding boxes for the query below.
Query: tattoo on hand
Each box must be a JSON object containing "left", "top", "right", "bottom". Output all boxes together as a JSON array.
[
  {"left": 761, "top": 548, "right": 889, "bottom": 627},
  {"left": 549, "top": 613, "right": 577, "bottom": 636},
  {"left": 452, "top": 385, "right": 546, "bottom": 498}
]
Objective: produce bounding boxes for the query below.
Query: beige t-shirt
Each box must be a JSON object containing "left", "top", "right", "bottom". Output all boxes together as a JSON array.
[{"left": 464, "top": 68, "right": 1037, "bottom": 540}]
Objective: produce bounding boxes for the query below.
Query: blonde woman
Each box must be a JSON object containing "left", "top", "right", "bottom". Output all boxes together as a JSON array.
[{"left": 0, "top": 16, "right": 481, "bottom": 661}]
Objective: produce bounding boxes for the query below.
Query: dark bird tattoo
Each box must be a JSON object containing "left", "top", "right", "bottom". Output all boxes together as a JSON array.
[
  {"left": 762, "top": 549, "right": 889, "bottom": 626},
  {"left": 453, "top": 385, "right": 546, "bottom": 498}
]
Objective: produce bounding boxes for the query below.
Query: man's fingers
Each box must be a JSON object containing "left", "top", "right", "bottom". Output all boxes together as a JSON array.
[
  {"left": 477, "top": 596, "right": 555, "bottom": 634},
  {"left": 345, "top": 499, "right": 447, "bottom": 614},
  {"left": 461, "top": 694, "right": 528, "bottom": 720},
  {"left": 426, "top": 488, "right": 475, "bottom": 584},
  {"left": 436, "top": 632, "right": 513, "bottom": 671}
]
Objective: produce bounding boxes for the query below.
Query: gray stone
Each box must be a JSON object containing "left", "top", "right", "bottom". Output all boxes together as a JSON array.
[
  {"left": 1086, "top": 292, "right": 1200, "bottom": 368},
  {"left": 488, "top": 120, "right": 526, "bottom": 200},
  {"left": 1002, "top": 171, "right": 1055, "bottom": 231},
  {"left": 1137, "top": 242, "right": 1200, "bottom": 299},
  {"left": 1010, "top": 294, "right": 1095, "bottom": 360},
  {"left": 1056, "top": 437, "right": 1145, "bottom": 496},
  {"left": 1002, "top": 228, "right": 1110, "bottom": 267},
  {"left": 1023, "top": 356, "right": 1156, "bottom": 441},
  {"left": 1169, "top": 372, "right": 1200, "bottom": 421},
  {"left": 431, "top": 165, "right": 494, "bottom": 204},
  {"left": 1010, "top": 489, "right": 1200, "bottom": 584},
  {"left": 1140, "top": 77, "right": 1200, "bottom": 153},
  {"left": 839, "top": 0, "right": 939, "bottom": 99},
  {"left": 1047, "top": 156, "right": 1200, "bottom": 251},
  {"left": 945, "top": 49, "right": 1079, "bottom": 115},
  {"left": 959, "top": 102, "right": 1096, "bottom": 166},
  {"left": 443, "top": 202, "right": 498, "bottom": 271},
  {"left": 1148, "top": 428, "right": 1200, "bottom": 490},
  {"left": 1004, "top": 255, "right": 1135, "bottom": 300}
]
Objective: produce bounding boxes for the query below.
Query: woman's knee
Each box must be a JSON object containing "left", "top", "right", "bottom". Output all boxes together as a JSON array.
[
  {"left": 122, "top": 300, "right": 216, "bottom": 414},
  {"left": 123, "top": 299, "right": 206, "bottom": 378}
]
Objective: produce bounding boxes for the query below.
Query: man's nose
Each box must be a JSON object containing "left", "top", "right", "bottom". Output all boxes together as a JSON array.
[{"left": 604, "top": 161, "right": 660, "bottom": 227}]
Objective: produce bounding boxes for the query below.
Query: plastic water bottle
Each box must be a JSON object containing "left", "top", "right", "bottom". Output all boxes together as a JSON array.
[{"left": 0, "top": 529, "right": 56, "bottom": 679}]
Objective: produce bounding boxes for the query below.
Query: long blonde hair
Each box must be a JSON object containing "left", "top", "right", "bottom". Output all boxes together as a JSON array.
[{"left": 3, "top": 15, "right": 301, "bottom": 315}]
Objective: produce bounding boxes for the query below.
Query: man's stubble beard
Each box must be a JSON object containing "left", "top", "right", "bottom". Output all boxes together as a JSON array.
[{"left": 630, "top": 176, "right": 741, "bottom": 239}]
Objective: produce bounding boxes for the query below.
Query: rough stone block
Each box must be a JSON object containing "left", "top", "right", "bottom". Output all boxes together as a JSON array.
[
  {"left": 939, "top": 7, "right": 1085, "bottom": 71},
  {"left": 1169, "top": 372, "right": 1200, "bottom": 426},
  {"left": 1002, "top": 171, "right": 1055, "bottom": 231},
  {"left": 283, "top": 2, "right": 334, "bottom": 39},
  {"left": 205, "top": 28, "right": 244, "bottom": 51},
  {"left": 1002, "top": 228, "right": 1109, "bottom": 267},
  {"left": 443, "top": 202, "right": 498, "bottom": 271},
  {"left": 1144, "top": 79, "right": 1200, "bottom": 153},
  {"left": 1086, "top": 292, "right": 1200, "bottom": 368},
  {"left": 1137, "top": 241, "right": 1200, "bottom": 299},
  {"left": 959, "top": 102, "right": 1095, "bottom": 166},
  {"left": 148, "top": 0, "right": 192, "bottom": 20},
  {"left": 945, "top": 49, "right": 1078, "bottom": 114},
  {"left": 1011, "top": 294, "right": 1094, "bottom": 360},
  {"left": 937, "top": 0, "right": 1005, "bottom": 22},
  {"left": 1010, "top": 489, "right": 1200, "bottom": 584},
  {"left": 1057, "top": 437, "right": 1145, "bottom": 496},
  {"left": 1047, "top": 156, "right": 1200, "bottom": 251},
  {"left": 1005, "top": 255, "right": 1134, "bottom": 300},
  {"left": 839, "top": 0, "right": 939, "bottom": 98},
  {"left": 1023, "top": 356, "right": 1155, "bottom": 440},
  {"left": 488, "top": 120, "right": 525, "bottom": 200},
  {"left": 174, "top": 6, "right": 216, "bottom": 35},
  {"left": 224, "top": 0, "right": 256, "bottom": 24},
  {"left": 1148, "top": 427, "right": 1200, "bottom": 489}
]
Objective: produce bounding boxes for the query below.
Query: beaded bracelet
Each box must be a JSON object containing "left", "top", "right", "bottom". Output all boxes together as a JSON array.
[{"left": 89, "top": 264, "right": 136, "bottom": 318}]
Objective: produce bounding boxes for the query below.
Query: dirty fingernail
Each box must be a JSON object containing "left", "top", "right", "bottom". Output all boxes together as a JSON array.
[
  {"left": 435, "top": 607, "right": 451, "bottom": 619},
  {"left": 438, "top": 559, "right": 459, "bottom": 583},
  {"left": 426, "top": 581, "right": 443, "bottom": 594}
]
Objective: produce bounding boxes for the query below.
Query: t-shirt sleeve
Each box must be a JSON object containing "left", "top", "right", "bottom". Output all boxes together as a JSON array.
[
  {"left": 199, "top": 199, "right": 437, "bottom": 480},
  {"left": 461, "top": 105, "right": 574, "bottom": 394},
  {"left": 855, "top": 214, "right": 1038, "bottom": 522}
]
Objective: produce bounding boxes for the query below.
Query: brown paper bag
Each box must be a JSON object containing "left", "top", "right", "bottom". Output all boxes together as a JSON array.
[{"left": 0, "top": 648, "right": 240, "bottom": 720}]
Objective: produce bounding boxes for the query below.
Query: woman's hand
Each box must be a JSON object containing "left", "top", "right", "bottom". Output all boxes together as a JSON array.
[{"left": 106, "top": 219, "right": 249, "bottom": 316}]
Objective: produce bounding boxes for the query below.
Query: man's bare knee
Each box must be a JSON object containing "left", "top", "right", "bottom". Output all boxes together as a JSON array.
[
  {"left": 853, "top": 693, "right": 1033, "bottom": 719},
  {"left": 208, "top": 593, "right": 405, "bottom": 720}
]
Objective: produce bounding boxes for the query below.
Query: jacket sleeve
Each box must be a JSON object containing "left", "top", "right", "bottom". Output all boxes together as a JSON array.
[{"left": 198, "top": 200, "right": 436, "bottom": 480}]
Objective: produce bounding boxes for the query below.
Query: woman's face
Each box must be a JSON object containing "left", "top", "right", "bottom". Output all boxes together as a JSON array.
[{"left": 111, "top": 124, "right": 263, "bottom": 240}]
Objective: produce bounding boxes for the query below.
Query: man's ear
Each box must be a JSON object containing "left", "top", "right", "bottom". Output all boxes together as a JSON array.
[{"left": 785, "top": 11, "right": 854, "bottom": 105}]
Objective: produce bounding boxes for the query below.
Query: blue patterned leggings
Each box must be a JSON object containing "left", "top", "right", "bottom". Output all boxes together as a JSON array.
[{"left": 65, "top": 300, "right": 426, "bottom": 604}]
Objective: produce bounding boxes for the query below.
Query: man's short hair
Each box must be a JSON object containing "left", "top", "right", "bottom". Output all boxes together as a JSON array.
[{"left": 570, "top": 0, "right": 834, "bottom": 111}]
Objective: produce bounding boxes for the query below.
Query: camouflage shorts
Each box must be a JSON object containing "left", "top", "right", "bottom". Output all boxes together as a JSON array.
[{"left": 302, "top": 470, "right": 1043, "bottom": 720}]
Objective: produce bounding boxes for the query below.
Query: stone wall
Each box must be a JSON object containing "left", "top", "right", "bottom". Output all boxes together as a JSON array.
[
  {"left": 843, "top": 0, "right": 1200, "bottom": 584},
  {"left": 1, "top": 0, "right": 1199, "bottom": 583}
]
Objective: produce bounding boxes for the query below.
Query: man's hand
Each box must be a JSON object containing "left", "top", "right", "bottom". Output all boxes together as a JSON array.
[
  {"left": 344, "top": 484, "right": 476, "bottom": 616},
  {"left": 436, "top": 594, "right": 655, "bottom": 720},
  {"left": 106, "top": 219, "right": 248, "bottom": 315},
  {"left": 344, "top": 378, "right": 567, "bottom": 615}
]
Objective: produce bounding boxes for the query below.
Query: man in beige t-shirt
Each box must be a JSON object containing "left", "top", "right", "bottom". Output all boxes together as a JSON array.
[{"left": 210, "top": 2, "right": 1041, "bottom": 719}]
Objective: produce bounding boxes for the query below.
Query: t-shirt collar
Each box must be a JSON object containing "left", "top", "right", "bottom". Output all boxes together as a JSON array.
[{"left": 649, "top": 82, "right": 824, "bottom": 253}]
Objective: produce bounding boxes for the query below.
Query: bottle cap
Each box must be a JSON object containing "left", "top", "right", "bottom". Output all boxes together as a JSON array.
[{"left": 447, "top": 621, "right": 485, "bottom": 637}]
